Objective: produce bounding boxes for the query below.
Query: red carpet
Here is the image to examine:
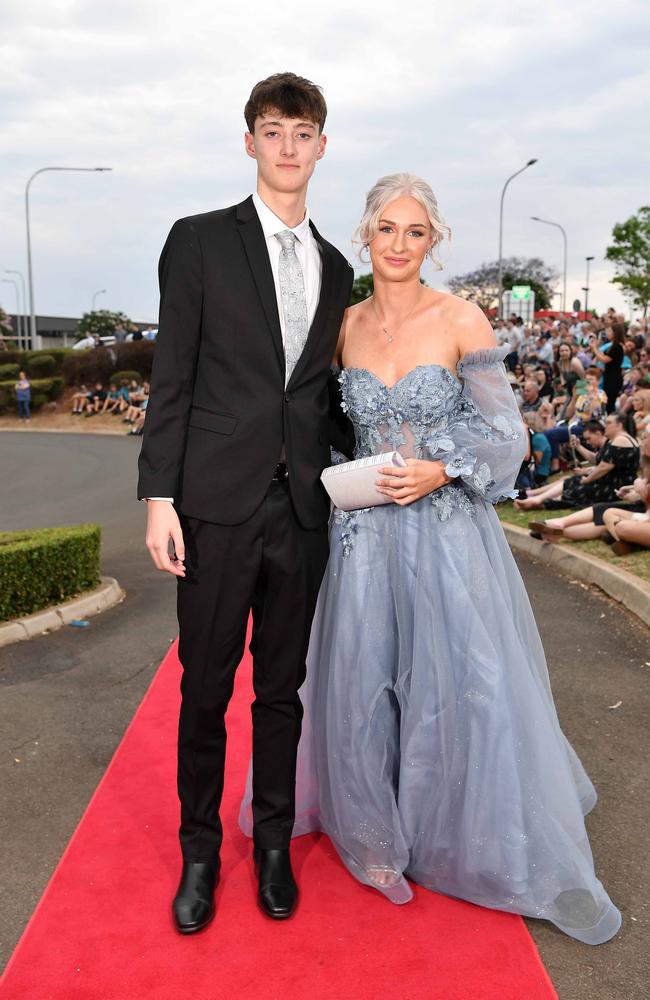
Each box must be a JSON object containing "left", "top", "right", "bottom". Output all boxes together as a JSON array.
[{"left": 1, "top": 640, "right": 557, "bottom": 1000}]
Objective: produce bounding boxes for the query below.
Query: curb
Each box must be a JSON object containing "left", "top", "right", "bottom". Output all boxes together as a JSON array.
[
  {"left": 0, "top": 577, "right": 125, "bottom": 648},
  {"left": 503, "top": 523, "right": 650, "bottom": 629}
]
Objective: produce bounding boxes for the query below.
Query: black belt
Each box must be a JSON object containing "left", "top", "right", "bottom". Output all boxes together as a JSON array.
[{"left": 271, "top": 462, "right": 288, "bottom": 482}]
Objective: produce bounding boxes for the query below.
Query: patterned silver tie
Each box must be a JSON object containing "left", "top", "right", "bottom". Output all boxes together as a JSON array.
[{"left": 276, "top": 229, "right": 309, "bottom": 383}]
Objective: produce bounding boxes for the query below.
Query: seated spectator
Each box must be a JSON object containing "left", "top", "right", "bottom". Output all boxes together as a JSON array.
[
  {"left": 631, "top": 388, "right": 650, "bottom": 439},
  {"left": 603, "top": 501, "right": 650, "bottom": 555},
  {"left": 102, "top": 383, "right": 122, "bottom": 413},
  {"left": 535, "top": 367, "right": 554, "bottom": 401},
  {"left": 112, "top": 379, "right": 131, "bottom": 413},
  {"left": 515, "top": 414, "right": 639, "bottom": 510},
  {"left": 522, "top": 379, "right": 542, "bottom": 412},
  {"left": 84, "top": 382, "right": 107, "bottom": 416},
  {"left": 127, "top": 396, "right": 148, "bottom": 435},
  {"left": 71, "top": 384, "right": 88, "bottom": 414},
  {"left": 528, "top": 473, "right": 649, "bottom": 542},
  {"left": 543, "top": 366, "right": 607, "bottom": 472},
  {"left": 123, "top": 381, "right": 150, "bottom": 424},
  {"left": 523, "top": 411, "right": 551, "bottom": 486}
]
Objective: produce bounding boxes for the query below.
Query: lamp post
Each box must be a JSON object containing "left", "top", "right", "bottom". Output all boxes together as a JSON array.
[
  {"left": 531, "top": 216, "right": 567, "bottom": 314},
  {"left": 92, "top": 289, "right": 107, "bottom": 311},
  {"left": 497, "top": 158, "right": 538, "bottom": 318},
  {"left": 583, "top": 256, "right": 595, "bottom": 317},
  {"left": 5, "top": 270, "right": 27, "bottom": 349},
  {"left": 25, "top": 166, "right": 112, "bottom": 349},
  {"left": 1, "top": 278, "right": 22, "bottom": 347}
]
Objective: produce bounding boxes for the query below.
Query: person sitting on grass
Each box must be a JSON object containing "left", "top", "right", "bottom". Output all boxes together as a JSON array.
[
  {"left": 71, "top": 383, "right": 88, "bottom": 414},
  {"left": 126, "top": 396, "right": 148, "bottom": 436},
  {"left": 101, "top": 382, "right": 121, "bottom": 413},
  {"left": 514, "top": 414, "right": 639, "bottom": 511},
  {"left": 122, "top": 381, "right": 149, "bottom": 424},
  {"left": 602, "top": 496, "right": 650, "bottom": 555},
  {"left": 84, "top": 382, "right": 107, "bottom": 416},
  {"left": 114, "top": 379, "right": 131, "bottom": 413},
  {"left": 528, "top": 469, "right": 649, "bottom": 543}
]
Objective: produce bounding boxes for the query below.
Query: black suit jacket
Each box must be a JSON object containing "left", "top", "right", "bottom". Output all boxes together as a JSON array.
[{"left": 137, "top": 196, "right": 354, "bottom": 529}]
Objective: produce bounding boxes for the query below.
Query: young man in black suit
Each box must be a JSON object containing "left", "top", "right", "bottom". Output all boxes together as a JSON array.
[{"left": 138, "top": 73, "right": 353, "bottom": 932}]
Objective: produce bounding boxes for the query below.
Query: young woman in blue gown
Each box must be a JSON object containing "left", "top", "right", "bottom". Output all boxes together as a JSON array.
[{"left": 243, "top": 173, "right": 620, "bottom": 945}]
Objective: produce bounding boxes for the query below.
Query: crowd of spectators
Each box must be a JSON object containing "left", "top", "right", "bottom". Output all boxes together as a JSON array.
[
  {"left": 70, "top": 377, "right": 149, "bottom": 434},
  {"left": 498, "top": 309, "right": 650, "bottom": 556}
]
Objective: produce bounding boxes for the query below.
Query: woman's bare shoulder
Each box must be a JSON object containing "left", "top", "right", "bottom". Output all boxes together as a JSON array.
[{"left": 438, "top": 293, "right": 497, "bottom": 352}]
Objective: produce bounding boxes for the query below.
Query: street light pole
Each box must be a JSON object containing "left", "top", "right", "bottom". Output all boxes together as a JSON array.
[
  {"left": 1, "top": 278, "right": 22, "bottom": 347},
  {"left": 530, "top": 216, "right": 567, "bottom": 313},
  {"left": 5, "top": 270, "right": 28, "bottom": 349},
  {"left": 497, "top": 158, "right": 538, "bottom": 319},
  {"left": 583, "top": 256, "right": 595, "bottom": 317},
  {"left": 25, "top": 166, "right": 112, "bottom": 350},
  {"left": 91, "top": 289, "right": 107, "bottom": 311}
]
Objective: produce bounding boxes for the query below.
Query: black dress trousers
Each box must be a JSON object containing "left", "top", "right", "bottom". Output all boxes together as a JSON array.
[{"left": 176, "top": 478, "right": 329, "bottom": 861}]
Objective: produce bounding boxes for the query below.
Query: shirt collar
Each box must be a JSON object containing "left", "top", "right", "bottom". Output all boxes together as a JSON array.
[{"left": 252, "top": 192, "right": 311, "bottom": 244}]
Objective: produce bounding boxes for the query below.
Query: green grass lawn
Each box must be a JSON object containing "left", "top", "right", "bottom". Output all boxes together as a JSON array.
[{"left": 497, "top": 502, "right": 650, "bottom": 586}]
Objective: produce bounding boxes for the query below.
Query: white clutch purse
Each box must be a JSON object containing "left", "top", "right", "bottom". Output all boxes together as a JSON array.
[{"left": 320, "top": 451, "right": 407, "bottom": 511}]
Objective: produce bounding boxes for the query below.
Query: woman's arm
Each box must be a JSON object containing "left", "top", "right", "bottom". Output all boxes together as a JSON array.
[{"left": 581, "top": 461, "right": 615, "bottom": 483}]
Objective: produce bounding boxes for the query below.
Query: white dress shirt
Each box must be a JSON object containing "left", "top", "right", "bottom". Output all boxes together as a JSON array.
[{"left": 147, "top": 193, "right": 322, "bottom": 503}]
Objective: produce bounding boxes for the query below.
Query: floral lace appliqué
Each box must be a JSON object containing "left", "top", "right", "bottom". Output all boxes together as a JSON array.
[{"left": 334, "top": 508, "right": 372, "bottom": 557}]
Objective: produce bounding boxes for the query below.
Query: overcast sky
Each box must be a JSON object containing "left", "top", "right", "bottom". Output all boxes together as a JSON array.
[{"left": 1, "top": 0, "right": 648, "bottom": 322}]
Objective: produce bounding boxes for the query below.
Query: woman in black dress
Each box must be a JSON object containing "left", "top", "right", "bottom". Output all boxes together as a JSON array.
[
  {"left": 515, "top": 413, "right": 639, "bottom": 510},
  {"left": 591, "top": 323, "right": 625, "bottom": 413}
]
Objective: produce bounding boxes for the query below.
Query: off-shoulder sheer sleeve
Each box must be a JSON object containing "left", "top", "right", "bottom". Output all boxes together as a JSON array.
[{"left": 439, "top": 346, "right": 526, "bottom": 503}]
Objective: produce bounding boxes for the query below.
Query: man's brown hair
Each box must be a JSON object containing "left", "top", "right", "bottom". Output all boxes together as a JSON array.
[{"left": 244, "top": 72, "right": 327, "bottom": 133}]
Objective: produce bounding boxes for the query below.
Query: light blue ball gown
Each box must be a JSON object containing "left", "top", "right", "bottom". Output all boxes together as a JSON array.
[{"left": 241, "top": 346, "right": 621, "bottom": 945}]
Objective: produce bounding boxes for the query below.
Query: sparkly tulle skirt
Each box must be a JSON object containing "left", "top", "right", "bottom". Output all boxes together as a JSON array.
[{"left": 241, "top": 494, "right": 621, "bottom": 945}]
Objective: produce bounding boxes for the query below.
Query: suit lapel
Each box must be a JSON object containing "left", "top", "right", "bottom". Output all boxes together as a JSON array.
[
  {"left": 236, "top": 197, "right": 285, "bottom": 373},
  {"left": 286, "top": 221, "right": 336, "bottom": 388}
]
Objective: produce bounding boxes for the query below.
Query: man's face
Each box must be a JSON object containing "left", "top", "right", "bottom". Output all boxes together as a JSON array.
[
  {"left": 523, "top": 381, "right": 539, "bottom": 401},
  {"left": 245, "top": 112, "right": 326, "bottom": 196}
]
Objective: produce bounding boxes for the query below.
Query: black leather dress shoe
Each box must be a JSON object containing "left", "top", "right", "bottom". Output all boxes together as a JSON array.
[
  {"left": 254, "top": 847, "right": 298, "bottom": 920},
  {"left": 172, "top": 861, "right": 219, "bottom": 934}
]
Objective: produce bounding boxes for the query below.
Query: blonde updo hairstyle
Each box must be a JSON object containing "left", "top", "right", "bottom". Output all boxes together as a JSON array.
[{"left": 355, "top": 172, "right": 451, "bottom": 270}]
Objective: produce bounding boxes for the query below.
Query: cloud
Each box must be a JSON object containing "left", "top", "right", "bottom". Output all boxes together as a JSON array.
[{"left": 0, "top": 0, "right": 647, "bottom": 320}]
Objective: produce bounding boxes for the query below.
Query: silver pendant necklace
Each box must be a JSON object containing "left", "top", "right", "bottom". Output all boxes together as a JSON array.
[{"left": 372, "top": 291, "right": 424, "bottom": 344}]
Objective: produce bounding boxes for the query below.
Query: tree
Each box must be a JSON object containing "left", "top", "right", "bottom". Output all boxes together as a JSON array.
[
  {"left": 0, "top": 306, "right": 14, "bottom": 339},
  {"left": 447, "top": 257, "right": 558, "bottom": 311},
  {"left": 76, "top": 309, "right": 131, "bottom": 340},
  {"left": 349, "top": 272, "right": 427, "bottom": 306},
  {"left": 349, "top": 273, "right": 374, "bottom": 305},
  {"left": 605, "top": 206, "right": 650, "bottom": 316}
]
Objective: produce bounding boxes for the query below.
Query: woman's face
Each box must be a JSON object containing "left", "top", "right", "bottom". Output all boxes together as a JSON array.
[
  {"left": 369, "top": 196, "right": 431, "bottom": 284},
  {"left": 559, "top": 345, "right": 571, "bottom": 360},
  {"left": 606, "top": 328, "right": 613, "bottom": 340},
  {"left": 515, "top": 364, "right": 523, "bottom": 376},
  {"left": 605, "top": 416, "right": 621, "bottom": 439},
  {"left": 586, "top": 373, "right": 598, "bottom": 390}
]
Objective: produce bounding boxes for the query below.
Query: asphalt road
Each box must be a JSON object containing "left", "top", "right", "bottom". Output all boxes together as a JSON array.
[{"left": 1, "top": 431, "right": 648, "bottom": 1000}]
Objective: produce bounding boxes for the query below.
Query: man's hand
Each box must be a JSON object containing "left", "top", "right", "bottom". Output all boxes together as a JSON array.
[
  {"left": 145, "top": 501, "right": 186, "bottom": 577},
  {"left": 376, "top": 459, "right": 451, "bottom": 506}
]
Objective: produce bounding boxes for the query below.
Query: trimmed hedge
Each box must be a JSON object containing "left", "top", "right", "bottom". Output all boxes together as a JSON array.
[
  {"left": 0, "top": 363, "right": 20, "bottom": 380},
  {"left": 62, "top": 341, "right": 154, "bottom": 386},
  {"left": 27, "top": 354, "right": 56, "bottom": 377},
  {"left": 0, "top": 523, "right": 101, "bottom": 621},
  {"left": 112, "top": 370, "right": 142, "bottom": 384}
]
